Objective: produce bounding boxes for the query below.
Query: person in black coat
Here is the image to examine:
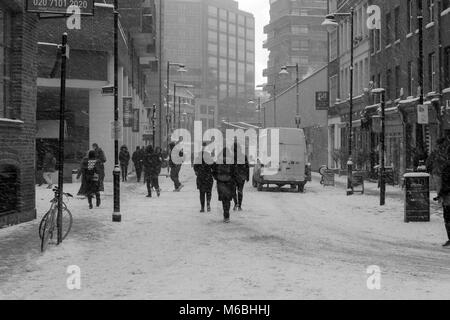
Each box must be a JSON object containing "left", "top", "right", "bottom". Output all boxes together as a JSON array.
[
  {"left": 232, "top": 142, "right": 250, "bottom": 211},
  {"left": 169, "top": 141, "right": 184, "bottom": 192},
  {"left": 212, "top": 147, "right": 237, "bottom": 223},
  {"left": 77, "top": 152, "right": 89, "bottom": 197},
  {"left": 119, "top": 145, "right": 130, "bottom": 182},
  {"left": 132, "top": 146, "right": 144, "bottom": 183},
  {"left": 143, "top": 145, "right": 163, "bottom": 197},
  {"left": 194, "top": 147, "right": 214, "bottom": 213},
  {"left": 92, "top": 143, "right": 106, "bottom": 191},
  {"left": 436, "top": 161, "right": 450, "bottom": 247},
  {"left": 80, "top": 150, "right": 102, "bottom": 209}
]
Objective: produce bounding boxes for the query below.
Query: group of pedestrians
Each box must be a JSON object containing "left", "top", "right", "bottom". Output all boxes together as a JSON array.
[
  {"left": 426, "top": 137, "right": 450, "bottom": 247},
  {"left": 74, "top": 140, "right": 250, "bottom": 223},
  {"left": 194, "top": 142, "right": 249, "bottom": 223}
]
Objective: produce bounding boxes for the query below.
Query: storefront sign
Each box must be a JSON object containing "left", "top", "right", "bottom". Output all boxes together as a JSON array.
[
  {"left": 316, "top": 91, "right": 329, "bottom": 111},
  {"left": 132, "top": 109, "right": 140, "bottom": 132},
  {"left": 123, "top": 97, "right": 133, "bottom": 127},
  {"left": 417, "top": 104, "right": 429, "bottom": 124},
  {"left": 26, "top": 0, "right": 94, "bottom": 15}
]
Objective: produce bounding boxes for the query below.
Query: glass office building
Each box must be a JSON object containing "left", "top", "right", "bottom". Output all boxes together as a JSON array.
[{"left": 164, "top": 0, "right": 255, "bottom": 125}]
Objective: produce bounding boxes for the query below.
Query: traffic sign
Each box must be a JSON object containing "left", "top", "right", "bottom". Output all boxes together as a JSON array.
[{"left": 26, "top": 0, "right": 94, "bottom": 16}]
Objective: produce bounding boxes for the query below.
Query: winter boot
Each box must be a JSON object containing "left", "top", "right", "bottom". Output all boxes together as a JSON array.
[
  {"left": 157, "top": 189, "right": 161, "bottom": 197},
  {"left": 207, "top": 203, "right": 211, "bottom": 212},
  {"left": 237, "top": 206, "right": 243, "bottom": 212},
  {"left": 233, "top": 204, "right": 238, "bottom": 211},
  {"left": 96, "top": 197, "right": 101, "bottom": 208},
  {"left": 200, "top": 207, "right": 205, "bottom": 213},
  {"left": 88, "top": 198, "right": 93, "bottom": 210},
  {"left": 443, "top": 240, "right": 450, "bottom": 248}
]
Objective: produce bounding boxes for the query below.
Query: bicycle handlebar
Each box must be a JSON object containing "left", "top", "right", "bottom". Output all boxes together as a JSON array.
[{"left": 52, "top": 187, "right": 73, "bottom": 198}]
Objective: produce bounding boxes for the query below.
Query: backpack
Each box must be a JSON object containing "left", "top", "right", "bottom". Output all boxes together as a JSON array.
[{"left": 86, "top": 160, "right": 99, "bottom": 182}]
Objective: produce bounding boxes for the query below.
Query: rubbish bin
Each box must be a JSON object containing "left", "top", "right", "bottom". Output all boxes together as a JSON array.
[
  {"left": 72, "top": 169, "right": 79, "bottom": 184},
  {"left": 404, "top": 172, "right": 430, "bottom": 223}
]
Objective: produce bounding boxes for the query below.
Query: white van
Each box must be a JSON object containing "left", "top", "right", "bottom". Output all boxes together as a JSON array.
[{"left": 252, "top": 128, "right": 310, "bottom": 192}]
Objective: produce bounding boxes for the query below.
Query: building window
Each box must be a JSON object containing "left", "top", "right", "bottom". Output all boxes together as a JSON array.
[
  {"left": 394, "top": 7, "right": 400, "bottom": 40},
  {"left": 0, "top": 7, "right": 12, "bottom": 119},
  {"left": 407, "top": 61, "right": 414, "bottom": 96},
  {"left": 395, "top": 65, "right": 401, "bottom": 98},
  {"left": 444, "top": 47, "right": 450, "bottom": 88},
  {"left": 407, "top": 0, "right": 413, "bottom": 34},
  {"left": 429, "top": 52, "right": 437, "bottom": 92},
  {"left": 386, "top": 69, "right": 392, "bottom": 99},
  {"left": 385, "top": 12, "right": 392, "bottom": 44},
  {"left": 428, "top": 0, "right": 435, "bottom": 22}
]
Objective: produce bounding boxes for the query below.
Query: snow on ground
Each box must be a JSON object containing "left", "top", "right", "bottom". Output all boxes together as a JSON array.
[{"left": 0, "top": 167, "right": 449, "bottom": 300}]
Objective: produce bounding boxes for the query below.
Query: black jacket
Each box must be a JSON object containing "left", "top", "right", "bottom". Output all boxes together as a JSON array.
[
  {"left": 194, "top": 152, "right": 214, "bottom": 192},
  {"left": 234, "top": 152, "right": 250, "bottom": 184},
  {"left": 439, "top": 163, "right": 450, "bottom": 199},
  {"left": 144, "top": 152, "right": 163, "bottom": 177},
  {"left": 119, "top": 149, "right": 130, "bottom": 166}
]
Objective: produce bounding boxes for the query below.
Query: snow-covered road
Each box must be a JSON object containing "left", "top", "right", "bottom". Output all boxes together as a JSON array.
[{"left": 1, "top": 168, "right": 449, "bottom": 300}]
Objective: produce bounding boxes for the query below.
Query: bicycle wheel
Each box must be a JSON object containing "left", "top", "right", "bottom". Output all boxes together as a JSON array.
[
  {"left": 38, "top": 211, "right": 50, "bottom": 240},
  {"left": 61, "top": 207, "right": 73, "bottom": 241},
  {"left": 40, "top": 214, "right": 54, "bottom": 252}
]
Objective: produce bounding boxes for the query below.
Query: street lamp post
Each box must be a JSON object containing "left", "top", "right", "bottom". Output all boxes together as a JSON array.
[
  {"left": 166, "top": 62, "right": 186, "bottom": 144},
  {"left": 280, "top": 63, "right": 301, "bottom": 128},
  {"left": 257, "top": 84, "right": 276, "bottom": 127},
  {"left": 112, "top": 0, "right": 121, "bottom": 222},
  {"left": 248, "top": 97, "right": 263, "bottom": 128},
  {"left": 322, "top": 8, "right": 355, "bottom": 196},
  {"left": 372, "top": 88, "right": 386, "bottom": 206},
  {"left": 152, "top": 104, "right": 157, "bottom": 147},
  {"left": 57, "top": 33, "right": 68, "bottom": 243}
]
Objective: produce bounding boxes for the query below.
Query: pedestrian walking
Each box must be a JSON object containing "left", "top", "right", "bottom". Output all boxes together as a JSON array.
[
  {"left": 435, "top": 160, "right": 450, "bottom": 247},
  {"left": 232, "top": 142, "right": 250, "bottom": 212},
  {"left": 169, "top": 141, "right": 184, "bottom": 192},
  {"left": 194, "top": 146, "right": 214, "bottom": 213},
  {"left": 42, "top": 151, "right": 56, "bottom": 189},
  {"left": 119, "top": 145, "right": 131, "bottom": 182},
  {"left": 132, "top": 146, "right": 143, "bottom": 183},
  {"left": 427, "top": 138, "right": 450, "bottom": 194},
  {"left": 212, "top": 147, "right": 237, "bottom": 223},
  {"left": 92, "top": 143, "right": 106, "bottom": 192},
  {"left": 143, "top": 145, "right": 163, "bottom": 198},
  {"left": 80, "top": 150, "right": 102, "bottom": 209},
  {"left": 76, "top": 151, "right": 89, "bottom": 197}
]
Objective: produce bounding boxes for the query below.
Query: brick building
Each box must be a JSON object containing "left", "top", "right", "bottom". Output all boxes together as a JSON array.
[
  {"left": 327, "top": 0, "right": 373, "bottom": 174},
  {"left": 369, "top": 0, "right": 450, "bottom": 181},
  {"left": 36, "top": 0, "right": 157, "bottom": 182},
  {"left": 0, "top": 1, "right": 38, "bottom": 227}
]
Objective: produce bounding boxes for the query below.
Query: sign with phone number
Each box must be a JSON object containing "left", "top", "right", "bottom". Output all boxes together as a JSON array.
[{"left": 26, "top": 0, "right": 94, "bottom": 15}]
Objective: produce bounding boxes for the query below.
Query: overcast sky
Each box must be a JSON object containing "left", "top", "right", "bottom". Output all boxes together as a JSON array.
[{"left": 237, "top": 0, "right": 270, "bottom": 87}]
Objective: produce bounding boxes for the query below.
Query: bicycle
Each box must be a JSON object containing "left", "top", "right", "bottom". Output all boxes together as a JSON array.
[{"left": 39, "top": 187, "right": 73, "bottom": 252}]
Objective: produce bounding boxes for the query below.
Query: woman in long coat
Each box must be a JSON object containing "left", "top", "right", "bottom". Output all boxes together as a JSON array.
[
  {"left": 212, "top": 147, "right": 236, "bottom": 223},
  {"left": 77, "top": 152, "right": 89, "bottom": 197},
  {"left": 80, "top": 150, "right": 102, "bottom": 209},
  {"left": 194, "top": 149, "right": 214, "bottom": 213}
]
